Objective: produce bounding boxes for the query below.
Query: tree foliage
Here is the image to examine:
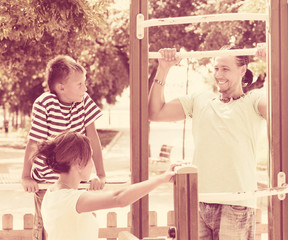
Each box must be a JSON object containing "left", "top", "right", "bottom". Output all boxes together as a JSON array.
[
  {"left": 0, "top": 0, "right": 129, "bottom": 121},
  {"left": 148, "top": 0, "right": 266, "bottom": 88},
  {"left": 1, "top": 0, "right": 267, "bottom": 127}
]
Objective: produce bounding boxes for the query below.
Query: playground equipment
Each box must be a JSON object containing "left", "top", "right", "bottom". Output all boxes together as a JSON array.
[
  {"left": 0, "top": 166, "right": 273, "bottom": 239},
  {"left": 0, "top": 0, "right": 288, "bottom": 239}
]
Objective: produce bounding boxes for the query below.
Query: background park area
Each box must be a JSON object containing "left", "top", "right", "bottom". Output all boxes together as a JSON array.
[{"left": 0, "top": 0, "right": 269, "bottom": 239}]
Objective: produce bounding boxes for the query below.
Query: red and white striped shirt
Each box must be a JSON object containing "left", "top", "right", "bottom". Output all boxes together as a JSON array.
[{"left": 29, "top": 92, "right": 102, "bottom": 183}]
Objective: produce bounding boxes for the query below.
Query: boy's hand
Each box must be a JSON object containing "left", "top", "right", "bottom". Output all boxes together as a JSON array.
[
  {"left": 22, "top": 177, "right": 39, "bottom": 193},
  {"left": 89, "top": 176, "right": 106, "bottom": 190}
]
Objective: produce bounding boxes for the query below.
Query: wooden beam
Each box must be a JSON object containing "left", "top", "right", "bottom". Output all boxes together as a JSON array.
[
  {"left": 173, "top": 166, "right": 198, "bottom": 240},
  {"left": 129, "top": 0, "right": 149, "bottom": 238},
  {"left": 268, "top": 0, "right": 288, "bottom": 239}
]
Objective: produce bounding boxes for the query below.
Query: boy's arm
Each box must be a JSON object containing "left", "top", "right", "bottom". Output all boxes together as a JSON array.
[
  {"left": 86, "top": 122, "right": 106, "bottom": 190},
  {"left": 21, "top": 139, "right": 39, "bottom": 192}
]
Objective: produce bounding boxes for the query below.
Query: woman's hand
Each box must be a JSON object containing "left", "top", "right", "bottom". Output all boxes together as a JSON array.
[
  {"left": 255, "top": 43, "right": 266, "bottom": 62},
  {"left": 161, "top": 162, "right": 183, "bottom": 183}
]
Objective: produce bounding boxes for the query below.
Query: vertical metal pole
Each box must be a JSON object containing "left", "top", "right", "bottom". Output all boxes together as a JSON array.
[
  {"left": 268, "top": 0, "right": 288, "bottom": 239},
  {"left": 174, "top": 166, "right": 199, "bottom": 240},
  {"left": 130, "top": 0, "right": 149, "bottom": 238}
]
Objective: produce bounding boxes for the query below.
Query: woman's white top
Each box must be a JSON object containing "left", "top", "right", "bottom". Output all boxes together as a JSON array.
[{"left": 42, "top": 187, "right": 98, "bottom": 240}]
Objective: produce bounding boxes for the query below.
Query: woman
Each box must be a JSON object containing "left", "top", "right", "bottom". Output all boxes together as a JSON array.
[{"left": 38, "top": 131, "right": 178, "bottom": 240}]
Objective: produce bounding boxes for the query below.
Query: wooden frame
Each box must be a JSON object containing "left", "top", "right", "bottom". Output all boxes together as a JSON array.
[
  {"left": 173, "top": 166, "right": 198, "bottom": 240},
  {"left": 130, "top": 0, "right": 149, "bottom": 238},
  {"left": 268, "top": 0, "right": 288, "bottom": 239}
]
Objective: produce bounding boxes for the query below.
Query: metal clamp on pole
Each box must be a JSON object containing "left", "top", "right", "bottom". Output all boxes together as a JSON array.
[
  {"left": 137, "top": 14, "right": 145, "bottom": 39},
  {"left": 278, "top": 172, "right": 286, "bottom": 200}
]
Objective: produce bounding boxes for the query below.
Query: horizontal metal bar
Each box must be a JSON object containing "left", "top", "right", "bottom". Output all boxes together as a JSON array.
[
  {"left": 149, "top": 48, "right": 257, "bottom": 59},
  {"left": 0, "top": 181, "right": 128, "bottom": 191},
  {"left": 137, "top": 13, "right": 267, "bottom": 39},
  {"left": 143, "top": 13, "right": 267, "bottom": 28},
  {"left": 199, "top": 184, "right": 288, "bottom": 202}
]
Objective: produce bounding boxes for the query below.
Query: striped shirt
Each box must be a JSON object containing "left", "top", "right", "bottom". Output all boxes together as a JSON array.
[{"left": 29, "top": 92, "right": 102, "bottom": 183}]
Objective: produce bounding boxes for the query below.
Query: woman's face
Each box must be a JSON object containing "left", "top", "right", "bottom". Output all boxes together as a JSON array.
[
  {"left": 79, "top": 158, "right": 93, "bottom": 181},
  {"left": 213, "top": 56, "right": 246, "bottom": 95}
]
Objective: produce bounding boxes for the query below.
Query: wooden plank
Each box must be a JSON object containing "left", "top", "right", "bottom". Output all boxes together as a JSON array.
[
  {"left": 23, "top": 214, "right": 33, "bottom": 230},
  {"left": 173, "top": 167, "right": 198, "bottom": 240},
  {"left": 140, "top": 0, "right": 149, "bottom": 237},
  {"left": 268, "top": 0, "right": 281, "bottom": 239},
  {"left": 280, "top": 0, "right": 288, "bottom": 239},
  {"left": 118, "top": 231, "right": 140, "bottom": 240},
  {"left": 107, "top": 212, "right": 117, "bottom": 240},
  {"left": 99, "top": 227, "right": 130, "bottom": 238},
  {"left": 174, "top": 173, "right": 189, "bottom": 239},
  {"left": 149, "top": 211, "right": 157, "bottom": 227},
  {"left": 148, "top": 226, "right": 169, "bottom": 237},
  {"left": 130, "top": 0, "right": 149, "bottom": 238},
  {"left": 0, "top": 213, "right": 268, "bottom": 239},
  {"left": 167, "top": 211, "right": 175, "bottom": 226},
  {"left": 188, "top": 172, "right": 198, "bottom": 240},
  {"left": 268, "top": 0, "right": 288, "bottom": 239},
  {"left": 2, "top": 214, "right": 13, "bottom": 230},
  {"left": 0, "top": 230, "right": 32, "bottom": 240}
]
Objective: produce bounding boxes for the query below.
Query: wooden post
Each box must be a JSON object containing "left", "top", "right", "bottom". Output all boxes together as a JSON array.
[
  {"left": 268, "top": 0, "right": 288, "bottom": 239},
  {"left": 118, "top": 231, "right": 140, "bottom": 240},
  {"left": 130, "top": 0, "right": 149, "bottom": 238},
  {"left": 2, "top": 214, "right": 13, "bottom": 230},
  {"left": 174, "top": 166, "right": 198, "bottom": 240}
]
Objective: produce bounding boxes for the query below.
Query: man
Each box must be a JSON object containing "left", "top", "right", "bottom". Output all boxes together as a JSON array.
[{"left": 148, "top": 44, "right": 267, "bottom": 239}]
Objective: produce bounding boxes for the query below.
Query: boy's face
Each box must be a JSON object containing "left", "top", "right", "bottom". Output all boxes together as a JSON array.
[{"left": 57, "top": 71, "right": 87, "bottom": 104}]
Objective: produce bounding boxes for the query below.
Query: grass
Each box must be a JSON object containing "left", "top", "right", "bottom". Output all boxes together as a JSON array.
[{"left": 97, "top": 129, "right": 119, "bottom": 148}]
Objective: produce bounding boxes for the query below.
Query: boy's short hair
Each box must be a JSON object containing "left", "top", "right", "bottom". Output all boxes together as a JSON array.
[{"left": 46, "top": 55, "right": 86, "bottom": 93}]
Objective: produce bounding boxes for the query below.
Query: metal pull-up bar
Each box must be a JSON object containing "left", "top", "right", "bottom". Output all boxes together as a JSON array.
[
  {"left": 0, "top": 181, "right": 128, "bottom": 191},
  {"left": 149, "top": 48, "right": 257, "bottom": 59},
  {"left": 137, "top": 13, "right": 268, "bottom": 39}
]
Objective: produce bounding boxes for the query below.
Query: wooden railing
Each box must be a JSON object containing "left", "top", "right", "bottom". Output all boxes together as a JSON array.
[
  {"left": 0, "top": 167, "right": 268, "bottom": 239},
  {"left": 0, "top": 209, "right": 267, "bottom": 240}
]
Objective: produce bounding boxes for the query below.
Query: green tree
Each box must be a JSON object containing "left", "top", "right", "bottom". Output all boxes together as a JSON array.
[
  {"left": 148, "top": 0, "right": 266, "bottom": 89},
  {"left": 0, "top": 0, "right": 130, "bottom": 128},
  {"left": 87, "top": 9, "right": 129, "bottom": 105},
  {"left": 148, "top": 0, "right": 207, "bottom": 86}
]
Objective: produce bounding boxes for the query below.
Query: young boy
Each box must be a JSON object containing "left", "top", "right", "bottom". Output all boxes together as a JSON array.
[{"left": 21, "top": 55, "right": 106, "bottom": 240}]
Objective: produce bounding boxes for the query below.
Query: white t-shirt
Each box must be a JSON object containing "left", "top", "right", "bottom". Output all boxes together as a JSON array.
[
  {"left": 42, "top": 187, "right": 98, "bottom": 240},
  {"left": 179, "top": 90, "right": 265, "bottom": 208}
]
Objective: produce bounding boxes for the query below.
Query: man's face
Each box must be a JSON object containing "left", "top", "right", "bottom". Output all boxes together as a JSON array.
[
  {"left": 213, "top": 56, "right": 246, "bottom": 94},
  {"left": 60, "top": 71, "right": 87, "bottom": 104}
]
